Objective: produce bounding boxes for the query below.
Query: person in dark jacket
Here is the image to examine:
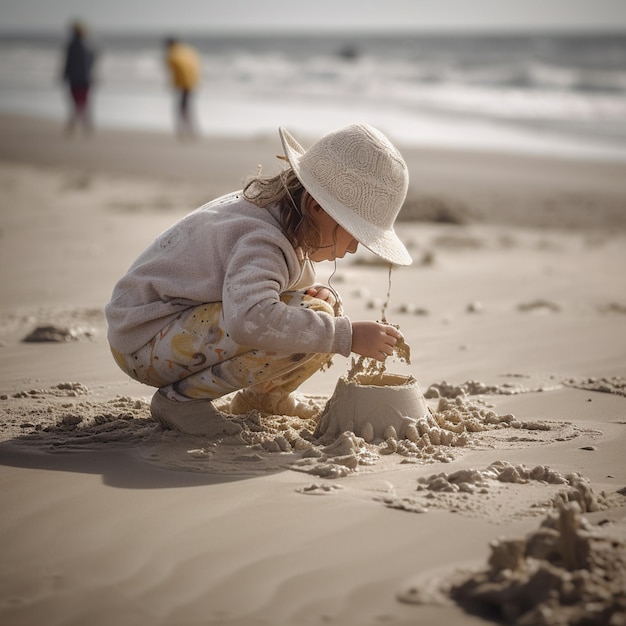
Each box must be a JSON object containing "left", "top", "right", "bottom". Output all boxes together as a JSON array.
[{"left": 62, "top": 21, "right": 96, "bottom": 134}]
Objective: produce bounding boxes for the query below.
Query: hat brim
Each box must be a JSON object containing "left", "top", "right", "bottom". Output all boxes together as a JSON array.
[{"left": 279, "top": 127, "right": 412, "bottom": 266}]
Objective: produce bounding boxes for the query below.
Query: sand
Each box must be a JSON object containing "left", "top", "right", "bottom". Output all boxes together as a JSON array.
[{"left": 1, "top": 113, "right": 626, "bottom": 626}]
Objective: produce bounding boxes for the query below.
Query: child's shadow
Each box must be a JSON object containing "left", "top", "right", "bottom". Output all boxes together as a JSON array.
[
  {"left": 0, "top": 441, "right": 243, "bottom": 489},
  {"left": 0, "top": 416, "right": 302, "bottom": 489},
  {"left": 0, "top": 390, "right": 325, "bottom": 488}
]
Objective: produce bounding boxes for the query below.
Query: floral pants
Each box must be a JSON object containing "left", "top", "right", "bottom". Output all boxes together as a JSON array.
[{"left": 111, "top": 292, "right": 336, "bottom": 400}]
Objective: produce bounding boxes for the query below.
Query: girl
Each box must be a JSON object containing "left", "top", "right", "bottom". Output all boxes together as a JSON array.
[{"left": 105, "top": 123, "right": 413, "bottom": 433}]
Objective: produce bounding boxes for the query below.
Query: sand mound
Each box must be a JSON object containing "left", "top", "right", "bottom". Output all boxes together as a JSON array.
[
  {"left": 450, "top": 502, "right": 626, "bottom": 625},
  {"left": 424, "top": 378, "right": 562, "bottom": 398},
  {"left": 380, "top": 461, "right": 622, "bottom": 521},
  {"left": 0, "top": 307, "right": 104, "bottom": 343},
  {"left": 564, "top": 376, "right": 626, "bottom": 398},
  {"left": 399, "top": 502, "right": 626, "bottom": 625},
  {"left": 0, "top": 387, "right": 156, "bottom": 449}
]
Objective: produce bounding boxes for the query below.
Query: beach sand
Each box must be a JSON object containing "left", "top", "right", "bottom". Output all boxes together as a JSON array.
[{"left": 1, "top": 114, "right": 625, "bottom": 626}]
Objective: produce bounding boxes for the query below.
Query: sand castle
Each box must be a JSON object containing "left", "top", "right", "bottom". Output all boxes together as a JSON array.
[{"left": 314, "top": 372, "right": 429, "bottom": 443}]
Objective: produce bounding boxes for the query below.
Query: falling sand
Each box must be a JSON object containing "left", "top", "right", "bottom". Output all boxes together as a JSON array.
[{"left": 313, "top": 262, "right": 421, "bottom": 445}]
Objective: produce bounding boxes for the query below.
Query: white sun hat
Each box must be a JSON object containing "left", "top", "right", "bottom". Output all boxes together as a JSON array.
[{"left": 279, "top": 123, "right": 412, "bottom": 266}]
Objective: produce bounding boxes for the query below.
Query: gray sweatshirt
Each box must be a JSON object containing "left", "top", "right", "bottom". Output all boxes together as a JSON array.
[{"left": 105, "top": 192, "right": 353, "bottom": 357}]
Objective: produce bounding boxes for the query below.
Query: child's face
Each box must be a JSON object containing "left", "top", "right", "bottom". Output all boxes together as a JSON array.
[{"left": 308, "top": 201, "right": 359, "bottom": 262}]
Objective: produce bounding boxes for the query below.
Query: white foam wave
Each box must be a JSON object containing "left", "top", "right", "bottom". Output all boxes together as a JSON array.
[{"left": 1, "top": 36, "right": 626, "bottom": 161}]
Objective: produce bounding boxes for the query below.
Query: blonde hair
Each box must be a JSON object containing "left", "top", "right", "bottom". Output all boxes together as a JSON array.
[{"left": 243, "top": 167, "right": 321, "bottom": 252}]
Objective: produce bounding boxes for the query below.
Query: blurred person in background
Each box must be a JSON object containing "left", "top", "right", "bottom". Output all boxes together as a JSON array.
[
  {"left": 62, "top": 20, "right": 97, "bottom": 135},
  {"left": 164, "top": 37, "right": 201, "bottom": 139}
]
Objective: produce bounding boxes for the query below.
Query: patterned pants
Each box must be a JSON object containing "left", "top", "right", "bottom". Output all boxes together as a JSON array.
[{"left": 111, "top": 292, "right": 336, "bottom": 400}]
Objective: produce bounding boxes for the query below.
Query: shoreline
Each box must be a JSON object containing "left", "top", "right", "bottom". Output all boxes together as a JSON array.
[{"left": 1, "top": 112, "right": 626, "bottom": 232}]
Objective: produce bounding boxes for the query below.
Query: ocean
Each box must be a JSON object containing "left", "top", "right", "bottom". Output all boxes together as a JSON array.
[{"left": 1, "top": 30, "right": 625, "bottom": 161}]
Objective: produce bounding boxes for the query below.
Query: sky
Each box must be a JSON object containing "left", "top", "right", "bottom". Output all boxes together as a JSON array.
[{"left": 1, "top": 0, "right": 626, "bottom": 34}]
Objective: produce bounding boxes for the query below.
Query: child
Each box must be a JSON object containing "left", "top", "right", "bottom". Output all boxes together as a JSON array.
[{"left": 105, "top": 123, "right": 413, "bottom": 433}]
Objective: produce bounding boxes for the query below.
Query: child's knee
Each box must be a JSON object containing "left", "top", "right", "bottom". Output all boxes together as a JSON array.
[
  {"left": 303, "top": 295, "right": 335, "bottom": 316},
  {"left": 280, "top": 290, "right": 339, "bottom": 317}
]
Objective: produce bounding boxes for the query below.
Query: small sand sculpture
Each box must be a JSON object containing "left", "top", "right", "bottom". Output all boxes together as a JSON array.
[
  {"left": 448, "top": 501, "right": 626, "bottom": 625},
  {"left": 397, "top": 501, "right": 626, "bottom": 625},
  {"left": 314, "top": 373, "right": 429, "bottom": 443}
]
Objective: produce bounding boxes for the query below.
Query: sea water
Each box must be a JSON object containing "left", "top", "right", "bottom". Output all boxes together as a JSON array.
[{"left": 1, "top": 31, "right": 625, "bottom": 160}]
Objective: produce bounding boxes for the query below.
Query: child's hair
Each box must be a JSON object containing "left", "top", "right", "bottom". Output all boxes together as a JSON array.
[{"left": 243, "top": 168, "right": 321, "bottom": 252}]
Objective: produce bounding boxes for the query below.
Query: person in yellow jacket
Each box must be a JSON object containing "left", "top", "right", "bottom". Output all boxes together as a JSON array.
[{"left": 164, "top": 37, "right": 200, "bottom": 138}]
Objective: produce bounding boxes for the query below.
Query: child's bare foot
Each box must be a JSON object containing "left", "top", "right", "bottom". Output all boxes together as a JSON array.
[{"left": 230, "top": 389, "right": 319, "bottom": 419}]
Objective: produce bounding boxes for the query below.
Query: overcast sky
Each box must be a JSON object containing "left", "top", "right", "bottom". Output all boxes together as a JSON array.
[{"left": 2, "top": 0, "right": 626, "bottom": 33}]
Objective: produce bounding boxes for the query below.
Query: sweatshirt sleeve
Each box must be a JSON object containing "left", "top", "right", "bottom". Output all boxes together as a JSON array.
[{"left": 221, "top": 230, "right": 352, "bottom": 356}]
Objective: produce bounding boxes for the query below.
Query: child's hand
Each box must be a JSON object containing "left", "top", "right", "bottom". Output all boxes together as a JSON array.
[
  {"left": 351, "top": 321, "right": 403, "bottom": 361},
  {"left": 305, "top": 286, "right": 337, "bottom": 309}
]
